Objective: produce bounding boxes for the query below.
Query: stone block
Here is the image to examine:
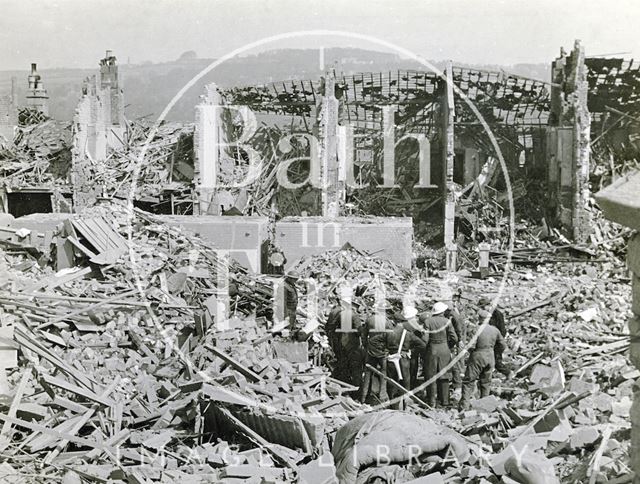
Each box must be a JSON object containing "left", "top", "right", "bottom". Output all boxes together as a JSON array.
[
  {"left": 569, "top": 426, "right": 599, "bottom": 450},
  {"left": 633, "top": 276, "right": 640, "bottom": 316},
  {"left": 298, "top": 453, "right": 338, "bottom": 484},
  {"left": 629, "top": 234, "right": 640, "bottom": 276},
  {"left": 596, "top": 172, "right": 640, "bottom": 231},
  {"left": 630, "top": 316, "right": 640, "bottom": 370},
  {"left": 533, "top": 409, "right": 569, "bottom": 433}
]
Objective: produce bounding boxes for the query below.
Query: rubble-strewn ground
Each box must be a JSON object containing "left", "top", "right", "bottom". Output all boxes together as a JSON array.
[{"left": 0, "top": 199, "right": 633, "bottom": 483}]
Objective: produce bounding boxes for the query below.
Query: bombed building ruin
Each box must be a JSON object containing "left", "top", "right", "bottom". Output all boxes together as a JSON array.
[{"left": 0, "top": 36, "right": 638, "bottom": 484}]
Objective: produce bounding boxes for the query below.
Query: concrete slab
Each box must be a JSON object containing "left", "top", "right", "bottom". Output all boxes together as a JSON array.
[
  {"left": 275, "top": 216, "right": 413, "bottom": 269},
  {"left": 12, "top": 213, "right": 72, "bottom": 233},
  {"left": 595, "top": 170, "right": 640, "bottom": 231},
  {"left": 158, "top": 215, "right": 268, "bottom": 273},
  {"left": 11, "top": 213, "right": 414, "bottom": 274}
]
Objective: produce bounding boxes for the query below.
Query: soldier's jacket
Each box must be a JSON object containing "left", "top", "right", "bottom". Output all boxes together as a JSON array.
[
  {"left": 463, "top": 324, "right": 507, "bottom": 381},
  {"left": 472, "top": 323, "right": 505, "bottom": 354},
  {"left": 419, "top": 315, "right": 457, "bottom": 379},
  {"left": 386, "top": 321, "right": 427, "bottom": 356},
  {"left": 363, "top": 313, "right": 390, "bottom": 359},
  {"left": 450, "top": 308, "right": 467, "bottom": 343},
  {"left": 419, "top": 315, "right": 458, "bottom": 347},
  {"left": 326, "top": 306, "right": 362, "bottom": 353},
  {"left": 283, "top": 280, "right": 298, "bottom": 313}
]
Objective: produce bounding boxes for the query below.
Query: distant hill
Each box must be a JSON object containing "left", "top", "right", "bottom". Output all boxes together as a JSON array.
[{"left": 0, "top": 48, "right": 550, "bottom": 122}]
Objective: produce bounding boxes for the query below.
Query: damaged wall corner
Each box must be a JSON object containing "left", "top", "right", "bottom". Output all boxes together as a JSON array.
[
  {"left": 194, "top": 83, "right": 235, "bottom": 216},
  {"left": 70, "top": 52, "right": 127, "bottom": 211},
  {"left": 71, "top": 77, "right": 107, "bottom": 211},
  {"left": 316, "top": 69, "right": 344, "bottom": 218},
  {"left": 548, "top": 40, "right": 592, "bottom": 243},
  {"left": 99, "top": 50, "right": 126, "bottom": 147}
]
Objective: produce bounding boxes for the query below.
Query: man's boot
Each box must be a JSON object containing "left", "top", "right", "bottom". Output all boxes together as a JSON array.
[
  {"left": 479, "top": 379, "right": 491, "bottom": 398},
  {"left": 438, "top": 379, "right": 450, "bottom": 407},
  {"left": 458, "top": 382, "right": 472, "bottom": 411},
  {"left": 426, "top": 383, "right": 437, "bottom": 407}
]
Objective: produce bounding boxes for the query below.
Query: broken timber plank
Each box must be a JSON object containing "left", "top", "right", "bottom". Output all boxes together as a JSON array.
[
  {"left": 40, "top": 374, "right": 114, "bottom": 407},
  {"left": 36, "top": 289, "right": 138, "bottom": 331},
  {"left": 85, "top": 428, "right": 130, "bottom": 460},
  {"left": 514, "top": 352, "right": 544, "bottom": 376},
  {"left": 0, "top": 370, "right": 31, "bottom": 451},
  {"left": 205, "top": 344, "right": 262, "bottom": 382},
  {"left": 20, "top": 292, "right": 149, "bottom": 307},
  {"left": 66, "top": 236, "right": 98, "bottom": 258},
  {"left": 22, "top": 267, "right": 92, "bottom": 293},
  {"left": 509, "top": 289, "right": 567, "bottom": 318},
  {"left": 0, "top": 413, "right": 115, "bottom": 453},
  {"left": 14, "top": 325, "right": 96, "bottom": 390},
  {"left": 44, "top": 377, "right": 120, "bottom": 464}
]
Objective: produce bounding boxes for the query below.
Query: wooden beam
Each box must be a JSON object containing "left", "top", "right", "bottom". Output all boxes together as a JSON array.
[
  {"left": 0, "top": 370, "right": 31, "bottom": 451},
  {"left": 205, "top": 344, "right": 262, "bottom": 382},
  {"left": 0, "top": 413, "right": 115, "bottom": 453}
]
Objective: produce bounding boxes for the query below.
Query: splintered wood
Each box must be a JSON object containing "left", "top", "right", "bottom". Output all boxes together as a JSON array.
[{"left": 0, "top": 199, "right": 634, "bottom": 482}]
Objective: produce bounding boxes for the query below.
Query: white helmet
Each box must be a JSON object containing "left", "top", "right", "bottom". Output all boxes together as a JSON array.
[
  {"left": 402, "top": 306, "right": 418, "bottom": 320},
  {"left": 432, "top": 302, "right": 449, "bottom": 316}
]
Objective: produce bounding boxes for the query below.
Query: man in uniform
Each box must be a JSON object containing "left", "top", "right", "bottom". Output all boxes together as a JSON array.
[
  {"left": 459, "top": 315, "right": 506, "bottom": 411},
  {"left": 326, "top": 293, "right": 364, "bottom": 388},
  {"left": 420, "top": 302, "right": 458, "bottom": 407},
  {"left": 360, "top": 300, "right": 393, "bottom": 404},
  {"left": 447, "top": 291, "right": 467, "bottom": 396},
  {"left": 283, "top": 271, "right": 299, "bottom": 332},
  {"left": 478, "top": 297, "right": 508, "bottom": 374},
  {"left": 385, "top": 305, "right": 427, "bottom": 404},
  {"left": 407, "top": 306, "right": 427, "bottom": 390}
]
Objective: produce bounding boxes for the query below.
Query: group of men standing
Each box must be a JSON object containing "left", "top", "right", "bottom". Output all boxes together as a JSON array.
[{"left": 325, "top": 292, "right": 506, "bottom": 411}]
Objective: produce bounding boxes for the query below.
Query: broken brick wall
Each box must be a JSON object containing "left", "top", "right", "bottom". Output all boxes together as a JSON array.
[
  {"left": 194, "top": 84, "right": 236, "bottom": 215},
  {"left": 99, "top": 51, "right": 125, "bottom": 128},
  {"left": 71, "top": 78, "right": 107, "bottom": 210},
  {"left": 549, "top": 41, "right": 592, "bottom": 243}
]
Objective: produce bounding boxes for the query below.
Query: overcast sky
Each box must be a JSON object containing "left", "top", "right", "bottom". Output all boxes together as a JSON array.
[{"left": 1, "top": 0, "right": 639, "bottom": 70}]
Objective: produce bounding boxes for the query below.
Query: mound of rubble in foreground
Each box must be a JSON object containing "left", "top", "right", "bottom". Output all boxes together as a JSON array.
[{"left": 0, "top": 201, "right": 634, "bottom": 483}]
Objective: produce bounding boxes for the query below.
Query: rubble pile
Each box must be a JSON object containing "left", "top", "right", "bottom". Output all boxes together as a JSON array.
[
  {"left": 0, "top": 121, "right": 72, "bottom": 190},
  {"left": 0, "top": 202, "right": 350, "bottom": 482},
  {"left": 444, "top": 255, "right": 634, "bottom": 482},
  {"left": 90, "top": 121, "right": 194, "bottom": 201},
  {"left": 294, "top": 245, "right": 448, "bottom": 323},
  {"left": 0, "top": 200, "right": 634, "bottom": 482},
  {"left": 454, "top": 203, "right": 631, "bottom": 272}
]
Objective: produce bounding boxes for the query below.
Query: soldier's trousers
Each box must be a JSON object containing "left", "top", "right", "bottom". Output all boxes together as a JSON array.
[
  {"left": 410, "top": 351, "right": 424, "bottom": 389},
  {"left": 360, "top": 355, "right": 388, "bottom": 404},
  {"left": 494, "top": 345, "right": 507, "bottom": 374},
  {"left": 334, "top": 347, "right": 364, "bottom": 389},
  {"left": 424, "top": 343, "right": 452, "bottom": 407},
  {"left": 460, "top": 349, "right": 495, "bottom": 409},
  {"left": 451, "top": 346, "right": 465, "bottom": 387}
]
